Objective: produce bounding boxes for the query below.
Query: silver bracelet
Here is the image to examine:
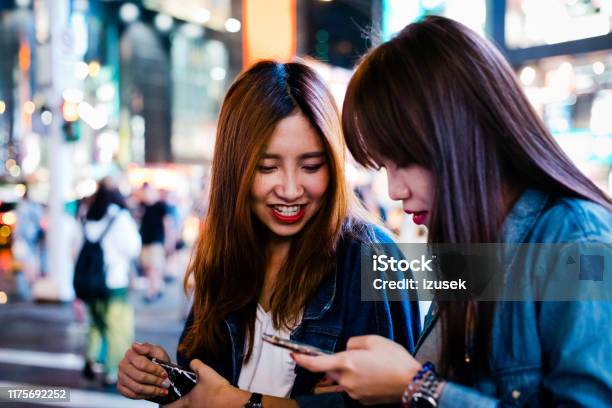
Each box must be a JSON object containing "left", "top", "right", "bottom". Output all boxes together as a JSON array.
[{"left": 401, "top": 362, "right": 444, "bottom": 408}]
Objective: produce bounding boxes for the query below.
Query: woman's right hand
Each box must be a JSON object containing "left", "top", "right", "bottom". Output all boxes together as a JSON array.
[
  {"left": 293, "top": 335, "right": 421, "bottom": 405},
  {"left": 117, "top": 342, "right": 172, "bottom": 400}
]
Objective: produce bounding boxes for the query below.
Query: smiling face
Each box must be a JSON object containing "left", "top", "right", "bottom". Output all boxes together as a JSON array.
[
  {"left": 251, "top": 112, "right": 330, "bottom": 240},
  {"left": 380, "top": 158, "right": 435, "bottom": 228}
]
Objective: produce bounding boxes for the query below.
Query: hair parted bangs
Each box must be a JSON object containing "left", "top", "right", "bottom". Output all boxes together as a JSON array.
[
  {"left": 343, "top": 40, "right": 433, "bottom": 170},
  {"left": 344, "top": 15, "right": 612, "bottom": 382}
]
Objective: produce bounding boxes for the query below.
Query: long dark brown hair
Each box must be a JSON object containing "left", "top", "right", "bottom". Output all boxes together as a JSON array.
[
  {"left": 180, "top": 61, "right": 354, "bottom": 361},
  {"left": 342, "top": 16, "right": 612, "bottom": 380}
]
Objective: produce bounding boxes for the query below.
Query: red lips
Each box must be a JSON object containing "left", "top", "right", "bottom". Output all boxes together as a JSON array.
[
  {"left": 270, "top": 206, "right": 306, "bottom": 224},
  {"left": 405, "top": 211, "right": 428, "bottom": 226}
]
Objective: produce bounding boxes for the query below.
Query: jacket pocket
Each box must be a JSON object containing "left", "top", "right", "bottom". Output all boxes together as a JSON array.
[
  {"left": 290, "top": 325, "right": 341, "bottom": 397},
  {"left": 495, "top": 365, "right": 542, "bottom": 407},
  {"left": 294, "top": 324, "right": 341, "bottom": 352}
]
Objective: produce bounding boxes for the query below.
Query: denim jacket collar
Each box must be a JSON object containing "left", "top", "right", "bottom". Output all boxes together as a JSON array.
[
  {"left": 416, "top": 188, "right": 550, "bottom": 352},
  {"left": 500, "top": 188, "right": 549, "bottom": 244},
  {"left": 222, "top": 255, "right": 339, "bottom": 384},
  {"left": 302, "top": 267, "right": 337, "bottom": 320},
  {"left": 177, "top": 226, "right": 420, "bottom": 405}
]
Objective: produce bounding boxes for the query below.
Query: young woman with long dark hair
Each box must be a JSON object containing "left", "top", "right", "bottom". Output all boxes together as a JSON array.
[
  {"left": 294, "top": 16, "right": 612, "bottom": 407},
  {"left": 117, "top": 61, "right": 419, "bottom": 407}
]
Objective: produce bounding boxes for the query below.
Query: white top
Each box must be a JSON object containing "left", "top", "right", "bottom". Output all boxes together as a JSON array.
[
  {"left": 237, "top": 305, "right": 299, "bottom": 398},
  {"left": 83, "top": 204, "right": 141, "bottom": 289}
]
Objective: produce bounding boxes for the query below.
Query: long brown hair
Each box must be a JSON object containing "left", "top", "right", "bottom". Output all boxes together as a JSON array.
[
  {"left": 180, "top": 61, "right": 351, "bottom": 361},
  {"left": 342, "top": 16, "right": 612, "bottom": 380}
]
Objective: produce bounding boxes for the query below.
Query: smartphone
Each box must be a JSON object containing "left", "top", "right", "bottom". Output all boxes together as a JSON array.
[
  {"left": 146, "top": 358, "right": 197, "bottom": 405},
  {"left": 262, "top": 333, "right": 332, "bottom": 356}
]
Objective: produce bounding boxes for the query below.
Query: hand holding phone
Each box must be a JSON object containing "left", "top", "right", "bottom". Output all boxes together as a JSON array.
[
  {"left": 262, "top": 333, "right": 333, "bottom": 356},
  {"left": 118, "top": 342, "right": 176, "bottom": 402},
  {"left": 146, "top": 358, "right": 197, "bottom": 405}
]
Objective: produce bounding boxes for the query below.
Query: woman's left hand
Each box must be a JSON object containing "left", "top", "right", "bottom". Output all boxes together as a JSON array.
[
  {"left": 165, "top": 360, "right": 248, "bottom": 408},
  {"left": 293, "top": 335, "right": 421, "bottom": 405}
]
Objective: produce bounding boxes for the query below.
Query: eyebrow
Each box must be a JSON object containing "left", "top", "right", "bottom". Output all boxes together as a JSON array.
[{"left": 261, "top": 152, "right": 326, "bottom": 160}]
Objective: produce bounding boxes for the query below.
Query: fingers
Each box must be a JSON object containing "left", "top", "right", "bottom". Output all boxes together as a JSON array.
[
  {"left": 189, "top": 359, "right": 205, "bottom": 376},
  {"left": 117, "top": 381, "right": 140, "bottom": 399},
  {"left": 291, "top": 352, "right": 346, "bottom": 373},
  {"left": 346, "top": 335, "right": 383, "bottom": 350},
  {"left": 120, "top": 358, "right": 170, "bottom": 389},
  {"left": 315, "top": 375, "right": 336, "bottom": 387},
  {"left": 117, "top": 346, "right": 171, "bottom": 400},
  {"left": 189, "top": 359, "right": 218, "bottom": 382},
  {"left": 126, "top": 355, "right": 168, "bottom": 379},
  {"left": 132, "top": 342, "right": 171, "bottom": 362},
  {"left": 164, "top": 397, "right": 188, "bottom": 408},
  {"left": 125, "top": 348, "right": 168, "bottom": 379},
  {"left": 118, "top": 369, "right": 169, "bottom": 399},
  {"left": 327, "top": 370, "right": 341, "bottom": 383},
  {"left": 313, "top": 385, "right": 344, "bottom": 395}
]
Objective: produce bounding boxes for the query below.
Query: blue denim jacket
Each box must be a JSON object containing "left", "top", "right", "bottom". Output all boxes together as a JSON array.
[
  {"left": 429, "top": 189, "right": 612, "bottom": 407},
  {"left": 177, "top": 224, "right": 421, "bottom": 407}
]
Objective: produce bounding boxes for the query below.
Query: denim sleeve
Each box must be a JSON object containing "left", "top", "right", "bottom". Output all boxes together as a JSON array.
[
  {"left": 437, "top": 382, "right": 499, "bottom": 408},
  {"left": 437, "top": 303, "right": 612, "bottom": 407},
  {"left": 538, "top": 300, "right": 612, "bottom": 406},
  {"left": 294, "top": 392, "right": 346, "bottom": 408},
  {"left": 324, "top": 229, "right": 420, "bottom": 408},
  {"left": 295, "top": 393, "right": 402, "bottom": 408},
  {"left": 343, "top": 232, "right": 420, "bottom": 353},
  {"left": 534, "top": 236, "right": 612, "bottom": 406}
]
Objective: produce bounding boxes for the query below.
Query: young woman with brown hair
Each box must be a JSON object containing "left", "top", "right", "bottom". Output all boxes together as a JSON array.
[
  {"left": 294, "top": 16, "right": 612, "bottom": 407},
  {"left": 117, "top": 60, "right": 419, "bottom": 407}
]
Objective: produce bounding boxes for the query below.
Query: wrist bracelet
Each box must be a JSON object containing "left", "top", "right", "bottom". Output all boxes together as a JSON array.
[
  {"left": 244, "top": 392, "right": 263, "bottom": 408},
  {"left": 401, "top": 362, "right": 444, "bottom": 408}
]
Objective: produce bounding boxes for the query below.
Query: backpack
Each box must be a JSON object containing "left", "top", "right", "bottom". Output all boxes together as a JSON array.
[{"left": 73, "top": 213, "right": 118, "bottom": 302}]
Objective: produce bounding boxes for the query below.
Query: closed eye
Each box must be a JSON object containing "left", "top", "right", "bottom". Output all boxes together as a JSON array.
[
  {"left": 303, "top": 163, "right": 325, "bottom": 173},
  {"left": 257, "top": 166, "right": 277, "bottom": 173}
]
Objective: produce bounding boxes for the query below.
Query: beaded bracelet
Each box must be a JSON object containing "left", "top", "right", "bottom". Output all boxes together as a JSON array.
[{"left": 401, "top": 362, "right": 443, "bottom": 408}]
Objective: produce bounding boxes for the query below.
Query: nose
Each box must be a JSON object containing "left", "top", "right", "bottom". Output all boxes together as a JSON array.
[
  {"left": 274, "top": 171, "right": 304, "bottom": 202},
  {"left": 386, "top": 168, "right": 410, "bottom": 201}
]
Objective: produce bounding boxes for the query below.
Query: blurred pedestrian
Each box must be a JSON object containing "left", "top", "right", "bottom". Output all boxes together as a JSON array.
[
  {"left": 80, "top": 180, "right": 141, "bottom": 386},
  {"left": 159, "top": 189, "right": 181, "bottom": 282},
  {"left": 138, "top": 183, "right": 173, "bottom": 302},
  {"left": 11, "top": 185, "right": 43, "bottom": 284}
]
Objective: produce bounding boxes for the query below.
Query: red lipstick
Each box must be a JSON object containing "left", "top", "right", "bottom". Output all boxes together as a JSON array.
[
  {"left": 406, "top": 211, "right": 428, "bottom": 226},
  {"left": 270, "top": 206, "right": 306, "bottom": 224}
]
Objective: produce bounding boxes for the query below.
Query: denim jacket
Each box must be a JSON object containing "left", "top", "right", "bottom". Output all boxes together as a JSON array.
[
  {"left": 177, "top": 223, "right": 421, "bottom": 407},
  {"left": 425, "top": 189, "right": 612, "bottom": 407}
]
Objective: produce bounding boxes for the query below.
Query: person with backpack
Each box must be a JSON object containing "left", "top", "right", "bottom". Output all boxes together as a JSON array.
[{"left": 75, "top": 179, "right": 141, "bottom": 386}]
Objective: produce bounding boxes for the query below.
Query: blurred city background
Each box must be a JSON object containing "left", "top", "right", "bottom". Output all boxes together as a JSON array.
[{"left": 0, "top": 0, "right": 611, "bottom": 406}]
